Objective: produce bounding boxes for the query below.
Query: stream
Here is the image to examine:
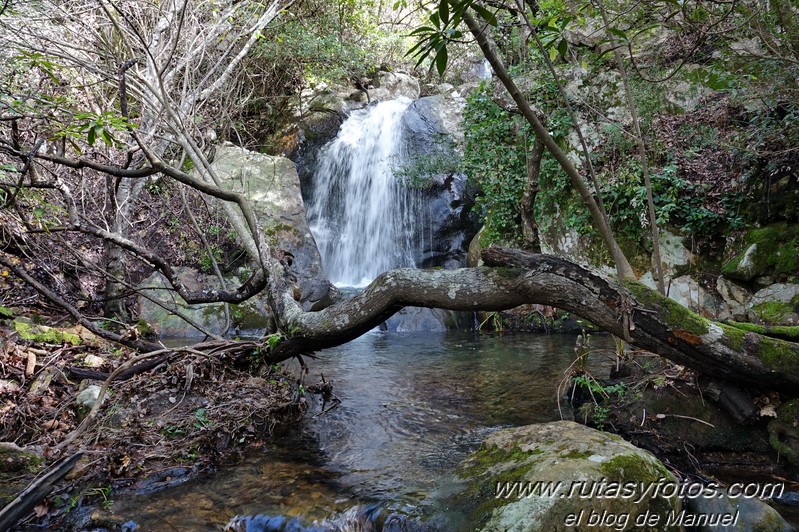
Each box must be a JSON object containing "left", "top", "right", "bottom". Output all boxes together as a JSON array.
[{"left": 112, "top": 330, "right": 615, "bottom": 530}]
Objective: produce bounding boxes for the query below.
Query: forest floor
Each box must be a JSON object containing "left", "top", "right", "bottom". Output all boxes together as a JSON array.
[{"left": 0, "top": 303, "right": 312, "bottom": 530}]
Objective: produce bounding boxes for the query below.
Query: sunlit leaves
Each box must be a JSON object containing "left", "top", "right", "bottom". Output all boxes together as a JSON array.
[{"left": 407, "top": 0, "right": 495, "bottom": 75}]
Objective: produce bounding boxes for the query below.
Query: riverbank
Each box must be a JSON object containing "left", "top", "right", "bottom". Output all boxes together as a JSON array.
[
  {"left": 4, "top": 317, "right": 798, "bottom": 530},
  {"left": 0, "top": 309, "right": 307, "bottom": 529}
]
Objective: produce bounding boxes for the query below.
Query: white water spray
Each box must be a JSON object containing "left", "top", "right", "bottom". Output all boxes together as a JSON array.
[{"left": 307, "top": 98, "right": 425, "bottom": 287}]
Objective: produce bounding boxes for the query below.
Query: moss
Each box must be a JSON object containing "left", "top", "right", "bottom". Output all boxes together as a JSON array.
[
  {"left": 752, "top": 300, "right": 793, "bottom": 325},
  {"left": 753, "top": 335, "right": 799, "bottom": 374},
  {"left": 718, "top": 322, "right": 746, "bottom": 351},
  {"left": 726, "top": 321, "right": 799, "bottom": 341},
  {"left": 722, "top": 223, "right": 799, "bottom": 279},
  {"left": 457, "top": 444, "right": 541, "bottom": 478},
  {"left": 725, "top": 320, "right": 799, "bottom": 375},
  {"left": 560, "top": 449, "right": 593, "bottom": 459},
  {"left": 454, "top": 444, "right": 546, "bottom": 520},
  {"left": 777, "top": 399, "right": 799, "bottom": 424},
  {"left": 599, "top": 453, "right": 670, "bottom": 484},
  {"left": 13, "top": 318, "right": 81, "bottom": 346},
  {"left": 625, "top": 280, "right": 709, "bottom": 336},
  {"left": 494, "top": 267, "right": 522, "bottom": 279},
  {"left": 134, "top": 320, "right": 157, "bottom": 341},
  {"left": 0, "top": 445, "right": 45, "bottom": 474}
]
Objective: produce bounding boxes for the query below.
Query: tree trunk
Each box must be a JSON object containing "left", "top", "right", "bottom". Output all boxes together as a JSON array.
[
  {"left": 521, "top": 133, "right": 543, "bottom": 251},
  {"left": 267, "top": 248, "right": 799, "bottom": 393},
  {"left": 461, "top": 10, "right": 636, "bottom": 281}
]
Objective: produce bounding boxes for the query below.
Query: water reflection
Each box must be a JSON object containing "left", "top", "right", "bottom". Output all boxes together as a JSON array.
[{"left": 112, "top": 331, "right": 614, "bottom": 530}]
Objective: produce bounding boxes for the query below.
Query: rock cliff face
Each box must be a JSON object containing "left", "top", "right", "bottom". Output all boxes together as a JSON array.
[
  {"left": 139, "top": 144, "right": 333, "bottom": 338},
  {"left": 209, "top": 144, "right": 333, "bottom": 311}
]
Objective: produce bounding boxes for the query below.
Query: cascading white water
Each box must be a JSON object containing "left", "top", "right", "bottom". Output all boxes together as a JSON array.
[{"left": 307, "top": 97, "right": 424, "bottom": 287}]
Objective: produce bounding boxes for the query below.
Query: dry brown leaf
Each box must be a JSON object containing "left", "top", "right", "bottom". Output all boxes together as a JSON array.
[
  {"left": 33, "top": 504, "right": 49, "bottom": 517},
  {"left": 41, "top": 419, "right": 59, "bottom": 430}
]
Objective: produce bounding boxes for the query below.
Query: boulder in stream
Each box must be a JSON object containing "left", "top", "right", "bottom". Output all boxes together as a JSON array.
[{"left": 433, "top": 420, "right": 681, "bottom": 531}]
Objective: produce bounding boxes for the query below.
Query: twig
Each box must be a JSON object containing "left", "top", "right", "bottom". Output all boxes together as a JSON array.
[{"left": 657, "top": 413, "right": 715, "bottom": 427}]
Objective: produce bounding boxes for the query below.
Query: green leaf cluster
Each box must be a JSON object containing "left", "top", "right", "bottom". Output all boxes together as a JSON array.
[{"left": 407, "top": 0, "right": 497, "bottom": 75}]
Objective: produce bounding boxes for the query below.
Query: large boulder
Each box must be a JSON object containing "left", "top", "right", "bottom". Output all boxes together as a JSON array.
[
  {"left": 722, "top": 223, "right": 799, "bottom": 282},
  {"left": 211, "top": 143, "right": 333, "bottom": 311},
  {"left": 369, "top": 71, "right": 420, "bottom": 101},
  {"left": 401, "top": 94, "right": 480, "bottom": 269},
  {"left": 747, "top": 283, "right": 799, "bottom": 325},
  {"left": 433, "top": 421, "right": 681, "bottom": 531},
  {"left": 138, "top": 267, "right": 274, "bottom": 338}
]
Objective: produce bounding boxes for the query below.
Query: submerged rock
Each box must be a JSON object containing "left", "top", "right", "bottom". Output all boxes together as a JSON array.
[{"left": 435, "top": 420, "right": 681, "bottom": 531}]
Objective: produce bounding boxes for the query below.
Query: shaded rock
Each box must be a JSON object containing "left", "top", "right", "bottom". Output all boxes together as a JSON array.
[
  {"left": 685, "top": 488, "right": 794, "bottom": 531},
  {"left": 722, "top": 224, "right": 799, "bottom": 282},
  {"left": 768, "top": 399, "right": 799, "bottom": 466},
  {"left": 657, "top": 230, "right": 694, "bottom": 279},
  {"left": 747, "top": 283, "right": 799, "bottom": 325},
  {"left": 640, "top": 273, "right": 724, "bottom": 318},
  {"left": 467, "top": 228, "right": 484, "bottom": 268},
  {"left": 76, "top": 385, "right": 102, "bottom": 412},
  {"left": 400, "top": 93, "right": 479, "bottom": 269},
  {"left": 662, "top": 69, "right": 713, "bottom": 113},
  {"left": 138, "top": 267, "right": 273, "bottom": 338},
  {"left": 666, "top": 275, "right": 722, "bottom": 318},
  {"left": 211, "top": 144, "right": 333, "bottom": 311},
  {"left": 0, "top": 442, "right": 43, "bottom": 474},
  {"left": 435, "top": 420, "right": 680, "bottom": 531},
  {"left": 717, "top": 278, "right": 751, "bottom": 321},
  {"left": 729, "top": 244, "right": 761, "bottom": 281},
  {"left": 404, "top": 90, "right": 467, "bottom": 146}
]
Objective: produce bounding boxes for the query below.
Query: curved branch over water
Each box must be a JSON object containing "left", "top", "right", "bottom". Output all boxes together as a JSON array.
[{"left": 269, "top": 248, "right": 799, "bottom": 393}]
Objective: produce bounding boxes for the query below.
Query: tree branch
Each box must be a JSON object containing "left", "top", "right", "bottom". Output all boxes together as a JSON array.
[{"left": 267, "top": 249, "right": 799, "bottom": 393}]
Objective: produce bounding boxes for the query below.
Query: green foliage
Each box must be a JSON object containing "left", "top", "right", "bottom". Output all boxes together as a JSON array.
[
  {"left": 599, "top": 161, "right": 746, "bottom": 243},
  {"left": 198, "top": 245, "right": 223, "bottom": 274},
  {"left": 254, "top": 0, "right": 411, "bottom": 85},
  {"left": 394, "top": 136, "right": 463, "bottom": 189},
  {"left": 265, "top": 333, "right": 283, "bottom": 349},
  {"left": 574, "top": 375, "right": 625, "bottom": 430},
  {"left": 574, "top": 375, "right": 626, "bottom": 400},
  {"left": 194, "top": 408, "right": 211, "bottom": 429},
  {"left": 407, "top": 0, "right": 497, "bottom": 75},
  {"left": 462, "top": 84, "right": 528, "bottom": 245},
  {"left": 87, "top": 486, "right": 113, "bottom": 510}
]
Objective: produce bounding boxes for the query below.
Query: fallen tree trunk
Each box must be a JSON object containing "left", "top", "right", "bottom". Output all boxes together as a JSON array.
[{"left": 268, "top": 248, "right": 799, "bottom": 393}]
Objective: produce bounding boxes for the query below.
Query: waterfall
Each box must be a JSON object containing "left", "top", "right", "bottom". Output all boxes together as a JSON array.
[{"left": 307, "top": 97, "right": 425, "bottom": 287}]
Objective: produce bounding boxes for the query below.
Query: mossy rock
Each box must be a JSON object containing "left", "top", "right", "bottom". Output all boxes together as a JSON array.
[
  {"left": 12, "top": 317, "right": 81, "bottom": 345},
  {"left": 768, "top": 399, "right": 799, "bottom": 466},
  {"left": 722, "top": 223, "right": 799, "bottom": 281},
  {"left": 0, "top": 443, "right": 44, "bottom": 474},
  {"left": 437, "top": 421, "right": 680, "bottom": 531}
]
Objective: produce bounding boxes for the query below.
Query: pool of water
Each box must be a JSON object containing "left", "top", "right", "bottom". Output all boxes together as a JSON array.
[{"left": 111, "top": 331, "right": 615, "bottom": 530}]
